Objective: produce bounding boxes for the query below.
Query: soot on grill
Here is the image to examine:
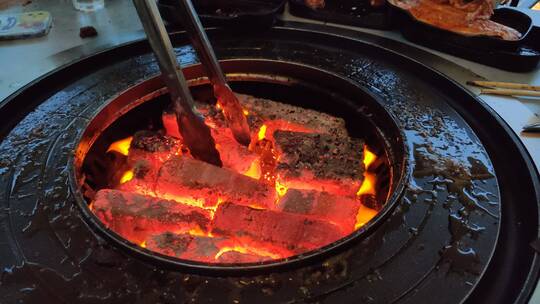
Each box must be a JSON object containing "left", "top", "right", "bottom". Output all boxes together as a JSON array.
[{"left": 81, "top": 87, "right": 391, "bottom": 265}]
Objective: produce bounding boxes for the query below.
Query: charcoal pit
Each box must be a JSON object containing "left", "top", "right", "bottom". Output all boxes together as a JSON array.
[{"left": 75, "top": 60, "right": 406, "bottom": 269}]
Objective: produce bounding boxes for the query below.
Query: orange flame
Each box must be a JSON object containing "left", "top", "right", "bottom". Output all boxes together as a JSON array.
[
  {"left": 363, "top": 146, "right": 377, "bottom": 168},
  {"left": 214, "top": 245, "right": 281, "bottom": 260},
  {"left": 215, "top": 246, "right": 249, "bottom": 259},
  {"left": 243, "top": 160, "right": 261, "bottom": 179},
  {"left": 257, "top": 125, "right": 267, "bottom": 141},
  {"left": 355, "top": 204, "right": 378, "bottom": 229},
  {"left": 357, "top": 173, "right": 376, "bottom": 196},
  {"left": 275, "top": 179, "right": 288, "bottom": 198},
  {"left": 140, "top": 240, "right": 147, "bottom": 248},
  {"left": 120, "top": 170, "right": 134, "bottom": 184},
  {"left": 107, "top": 136, "right": 133, "bottom": 156},
  {"left": 160, "top": 194, "right": 207, "bottom": 209},
  {"left": 243, "top": 109, "right": 249, "bottom": 116},
  {"left": 356, "top": 146, "right": 378, "bottom": 196},
  {"left": 187, "top": 227, "right": 207, "bottom": 237},
  {"left": 354, "top": 145, "right": 379, "bottom": 229}
]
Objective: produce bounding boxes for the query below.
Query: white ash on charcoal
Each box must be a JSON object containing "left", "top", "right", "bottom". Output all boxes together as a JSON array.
[
  {"left": 273, "top": 130, "right": 365, "bottom": 196},
  {"left": 128, "top": 130, "right": 185, "bottom": 178},
  {"left": 92, "top": 189, "right": 211, "bottom": 244},
  {"left": 118, "top": 130, "right": 185, "bottom": 196},
  {"left": 130, "top": 130, "right": 183, "bottom": 153},
  {"left": 212, "top": 202, "right": 344, "bottom": 252},
  {"left": 216, "top": 251, "right": 264, "bottom": 264},
  {"left": 155, "top": 157, "right": 277, "bottom": 209},
  {"left": 238, "top": 94, "right": 349, "bottom": 137},
  {"left": 277, "top": 188, "right": 361, "bottom": 233},
  {"left": 201, "top": 105, "right": 259, "bottom": 173},
  {"left": 146, "top": 232, "right": 268, "bottom": 263}
]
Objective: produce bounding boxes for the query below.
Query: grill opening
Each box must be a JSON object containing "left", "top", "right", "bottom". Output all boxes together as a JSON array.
[{"left": 71, "top": 60, "right": 407, "bottom": 271}]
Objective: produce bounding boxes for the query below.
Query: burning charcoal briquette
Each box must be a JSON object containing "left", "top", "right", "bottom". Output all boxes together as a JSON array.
[
  {"left": 92, "top": 189, "right": 211, "bottom": 244},
  {"left": 127, "top": 130, "right": 183, "bottom": 179},
  {"left": 162, "top": 111, "right": 258, "bottom": 173},
  {"left": 212, "top": 202, "right": 344, "bottom": 252},
  {"left": 273, "top": 130, "right": 365, "bottom": 196},
  {"left": 146, "top": 233, "right": 268, "bottom": 263},
  {"left": 277, "top": 188, "right": 361, "bottom": 233},
  {"left": 155, "top": 157, "right": 276, "bottom": 209},
  {"left": 239, "top": 94, "right": 349, "bottom": 137}
]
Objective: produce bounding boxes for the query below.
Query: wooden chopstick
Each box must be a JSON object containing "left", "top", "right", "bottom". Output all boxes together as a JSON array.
[
  {"left": 467, "top": 80, "right": 540, "bottom": 91},
  {"left": 480, "top": 89, "right": 540, "bottom": 97}
]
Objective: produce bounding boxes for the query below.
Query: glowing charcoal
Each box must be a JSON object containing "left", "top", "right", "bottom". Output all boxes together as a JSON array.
[
  {"left": 92, "top": 190, "right": 211, "bottom": 244},
  {"left": 92, "top": 94, "right": 379, "bottom": 263},
  {"left": 277, "top": 188, "right": 361, "bottom": 233},
  {"left": 212, "top": 202, "right": 344, "bottom": 252},
  {"left": 163, "top": 110, "right": 259, "bottom": 173},
  {"left": 155, "top": 157, "right": 277, "bottom": 209},
  {"left": 162, "top": 111, "right": 182, "bottom": 139},
  {"left": 127, "top": 131, "right": 183, "bottom": 179},
  {"left": 273, "top": 131, "right": 365, "bottom": 196},
  {"left": 146, "top": 233, "right": 269, "bottom": 263},
  {"left": 216, "top": 251, "right": 262, "bottom": 263},
  {"left": 239, "top": 94, "right": 349, "bottom": 137}
]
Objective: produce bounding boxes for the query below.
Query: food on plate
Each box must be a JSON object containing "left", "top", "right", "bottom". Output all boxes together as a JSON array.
[{"left": 388, "top": 0, "right": 521, "bottom": 40}]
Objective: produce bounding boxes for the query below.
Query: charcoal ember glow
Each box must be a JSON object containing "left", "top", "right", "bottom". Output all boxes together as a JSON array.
[
  {"left": 146, "top": 233, "right": 268, "bottom": 263},
  {"left": 162, "top": 111, "right": 182, "bottom": 139},
  {"left": 277, "top": 188, "right": 361, "bottom": 233},
  {"left": 273, "top": 130, "right": 365, "bottom": 196},
  {"left": 155, "top": 157, "right": 277, "bottom": 209},
  {"left": 210, "top": 126, "right": 258, "bottom": 174},
  {"left": 164, "top": 110, "right": 260, "bottom": 173},
  {"left": 212, "top": 202, "right": 344, "bottom": 251},
  {"left": 126, "top": 130, "right": 184, "bottom": 181},
  {"left": 92, "top": 190, "right": 211, "bottom": 244},
  {"left": 94, "top": 94, "right": 380, "bottom": 263},
  {"left": 304, "top": 0, "right": 325, "bottom": 10},
  {"left": 216, "top": 251, "right": 263, "bottom": 263}
]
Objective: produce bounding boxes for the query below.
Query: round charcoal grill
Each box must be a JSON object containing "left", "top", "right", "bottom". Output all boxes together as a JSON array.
[
  {"left": 0, "top": 24, "right": 538, "bottom": 303},
  {"left": 75, "top": 60, "right": 405, "bottom": 270}
]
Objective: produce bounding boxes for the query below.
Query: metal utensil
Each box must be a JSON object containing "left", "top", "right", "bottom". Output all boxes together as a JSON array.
[
  {"left": 523, "top": 122, "right": 540, "bottom": 133},
  {"left": 133, "top": 0, "right": 222, "bottom": 166},
  {"left": 174, "top": 0, "right": 252, "bottom": 146}
]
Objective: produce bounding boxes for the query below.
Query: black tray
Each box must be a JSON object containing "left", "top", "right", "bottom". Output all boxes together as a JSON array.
[
  {"left": 390, "top": 6, "right": 540, "bottom": 72},
  {"left": 288, "top": 0, "right": 391, "bottom": 29},
  {"left": 158, "top": 0, "right": 286, "bottom": 28}
]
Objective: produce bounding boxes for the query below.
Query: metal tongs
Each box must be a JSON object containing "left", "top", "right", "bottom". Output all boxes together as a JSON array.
[
  {"left": 133, "top": 0, "right": 251, "bottom": 166},
  {"left": 523, "top": 122, "right": 540, "bottom": 133},
  {"left": 173, "top": 0, "right": 251, "bottom": 146}
]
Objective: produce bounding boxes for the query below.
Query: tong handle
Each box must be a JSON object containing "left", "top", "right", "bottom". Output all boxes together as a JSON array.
[
  {"left": 133, "top": 0, "right": 222, "bottom": 166},
  {"left": 174, "top": 0, "right": 228, "bottom": 87}
]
